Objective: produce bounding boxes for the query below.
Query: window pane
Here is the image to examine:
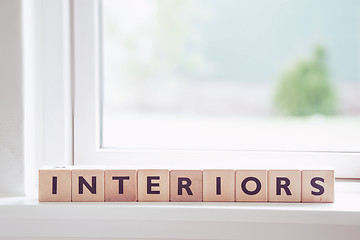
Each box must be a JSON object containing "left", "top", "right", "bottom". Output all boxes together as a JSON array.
[{"left": 101, "top": 0, "right": 360, "bottom": 151}]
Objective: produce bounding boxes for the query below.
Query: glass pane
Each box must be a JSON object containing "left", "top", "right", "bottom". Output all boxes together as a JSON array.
[{"left": 101, "top": 0, "right": 360, "bottom": 151}]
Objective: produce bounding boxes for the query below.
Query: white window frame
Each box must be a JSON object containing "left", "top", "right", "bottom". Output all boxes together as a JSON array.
[
  {"left": 73, "top": 0, "right": 360, "bottom": 178},
  {"left": 23, "top": 0, "right": 73, "bottom": 196}
]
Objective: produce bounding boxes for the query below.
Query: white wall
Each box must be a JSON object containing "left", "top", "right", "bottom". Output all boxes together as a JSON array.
[{"left": 0, "top": 0, "right": 24, "bottom": 195}]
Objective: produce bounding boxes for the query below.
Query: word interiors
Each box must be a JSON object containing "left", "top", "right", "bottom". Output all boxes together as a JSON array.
[{"left": 39, "top": 169, "right": 334, "bottom": 203}]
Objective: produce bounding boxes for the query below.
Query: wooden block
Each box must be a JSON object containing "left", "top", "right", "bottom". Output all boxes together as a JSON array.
[
  {"left": 105, "top": 170, "right": 137, "bottom": 202},
  {"left": 138, "top": 169, "right": 169, "bottom": 202},
  {"left": 236, "top": 170, "right": 267, "bottom": 202},
  {"left": 39, "top": 169, "right": 71, "bottom": 202},
  {"left": 72, "top": 169, "right": 104, "bottom": 202},
  {"left": 203, "top": 170, "right": 235, "bottom": 202},
  {"left": 268, "top": 170, "right": 301, "bottom": 202},
  {"left": 302, "top": 170, "right": 334, "bottom": 203},
  {"left": 170, "top": 170, "right": 202, "bottom": 202}
]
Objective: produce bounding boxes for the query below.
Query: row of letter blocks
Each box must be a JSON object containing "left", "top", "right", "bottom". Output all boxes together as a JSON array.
[{"left": 39, "top": 169, "right": 334, "bottom": 202}]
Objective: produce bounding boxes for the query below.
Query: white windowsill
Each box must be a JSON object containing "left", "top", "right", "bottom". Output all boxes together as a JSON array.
[{"left": 0, "top": 181, "right": 360, "bottom": 239}]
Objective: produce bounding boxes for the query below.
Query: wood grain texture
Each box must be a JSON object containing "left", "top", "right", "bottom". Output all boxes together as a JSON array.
[
  {"left": 236, "top": 170, "right": 267, "bottom": 202},
  {"left": 203, "top": 170, "right": 235, "bottom": 202},
  {"left": 268, "top": 170, "right": 301, "bottom": 202},
  {"left": 39, "top": 169, "right": 71, "bottom": 202},
  {"left": 105, "top": 170, "right": 137, "bottom": 202},
  {"left": 302, "top": 170, "right": 334, "bottom": 203},
  {"left": 170, "top": 170, "right": 202, "bottom": 202},
  {"left": 72, "top": 170, "right": 104, "bottom": 202},
  {"left": 138, "top": 169, "right": 169, "bottom": 202}
]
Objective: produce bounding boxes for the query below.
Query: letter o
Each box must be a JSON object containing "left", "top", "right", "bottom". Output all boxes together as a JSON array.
[{"left": 241, "top": 177, "right": 261, "bottom": 195}]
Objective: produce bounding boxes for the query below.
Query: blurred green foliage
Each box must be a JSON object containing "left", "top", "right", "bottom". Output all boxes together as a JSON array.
[{"left": 274, "top": 46, "right": 337, "bottom": 116}]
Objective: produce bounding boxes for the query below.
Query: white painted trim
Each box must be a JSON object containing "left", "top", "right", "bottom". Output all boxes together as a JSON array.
[
  {"left": 23, "top": 0, "right": 73, "bottom": 197},
  {"left": 41, "top": 0, "right": 73, "bottom": 167},
  {"left": 73, "top": 0, "right": 360, "bottom": 178},
  {"left": 73, "top": 0, "right": 102, "bottom": 165}
]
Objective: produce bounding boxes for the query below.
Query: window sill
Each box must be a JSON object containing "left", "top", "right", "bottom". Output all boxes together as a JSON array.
[{"left": 0, "top": 181, "right": 360, "bottom": 239}]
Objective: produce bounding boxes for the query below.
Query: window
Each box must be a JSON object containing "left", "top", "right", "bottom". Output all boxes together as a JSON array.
[{"left": 74, "top": 0, "right": 360, "bottom": 178}]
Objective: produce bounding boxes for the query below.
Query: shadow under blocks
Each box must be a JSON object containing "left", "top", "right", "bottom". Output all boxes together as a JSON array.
[{"left": 38, "top": 169, "right": 334, "bottom": 203}]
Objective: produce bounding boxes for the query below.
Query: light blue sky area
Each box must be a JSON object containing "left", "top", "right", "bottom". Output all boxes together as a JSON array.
[{"left": 181, "top": 0, "right": 360, "bottom": 82}]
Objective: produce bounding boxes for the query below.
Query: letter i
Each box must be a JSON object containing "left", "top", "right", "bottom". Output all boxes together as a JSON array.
[
  {"left": 52, "top": 176, "right": 57, "bottom": 194},
  {"left": 216, "top": 177, "right": 221, "bottom": 195}
]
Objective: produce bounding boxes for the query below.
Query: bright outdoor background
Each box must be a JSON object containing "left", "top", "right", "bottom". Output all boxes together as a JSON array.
[{"left": 101, "top": 0, "right": 360, "bottom": 151}]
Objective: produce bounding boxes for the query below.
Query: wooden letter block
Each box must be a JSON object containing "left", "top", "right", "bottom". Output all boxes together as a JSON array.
[
  {"left": 105, "top": 170, "right": 137, "bottom": 202},
  {"left": 268, "top": 170, "right": 301, "bottom": 202},
  {"left": 138, "top": 169, "right": 169, "bottom": 202},
  {"left": 236, "top": 170, "right": 267, "bottom": 202},
  {"left": 203, "top": 170, "right": 235, "bottom": 202},
  {"left": 170, "top": 170, "right": 202, "bottom": 202},
  {"left": 39, "top": 169, "right": 71, "bottom": 202},
  {"left": 302, "top": 170, "right": 334, "bottom": 203},
  {"left": 72, "top": 169, "right": 104, "bottom": 202}
]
